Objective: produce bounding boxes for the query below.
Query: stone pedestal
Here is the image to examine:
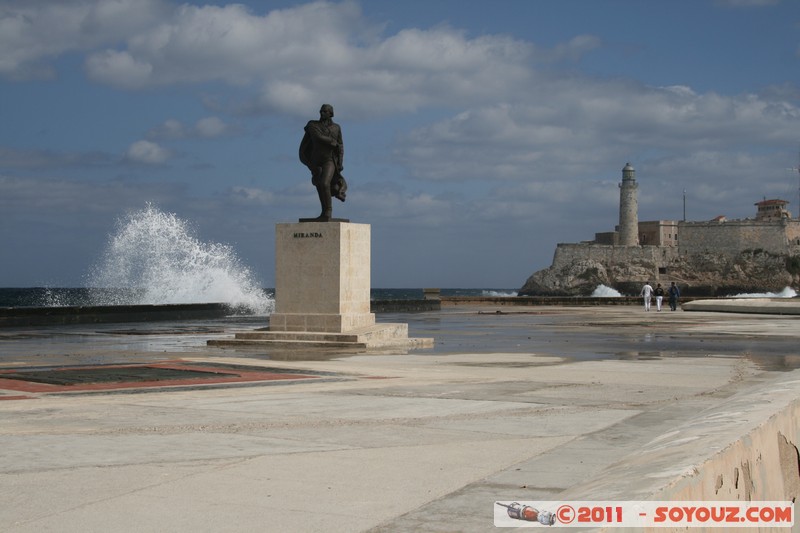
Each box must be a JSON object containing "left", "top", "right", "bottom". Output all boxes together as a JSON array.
[
  {"left": 269, "top": 222, "right": 375, "bottom": 333},
  {"left": 208, "top": 221, "right": 433, "bottom": 351}
]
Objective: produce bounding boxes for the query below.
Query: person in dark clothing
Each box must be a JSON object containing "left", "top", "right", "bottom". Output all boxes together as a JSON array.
[{"left": 668, "top": 282, "right": 680, "bottom": 311}]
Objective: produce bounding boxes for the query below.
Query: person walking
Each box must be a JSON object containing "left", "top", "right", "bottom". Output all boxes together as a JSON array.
[
  {"left": 654, "top": 283, "right": 665, "bottom": 311},
  {"left": 668, "top": 282, "right": 681, "bottom": 311},
  {"left": 640, "top": 281, "right": 654, "bottom": 311}
]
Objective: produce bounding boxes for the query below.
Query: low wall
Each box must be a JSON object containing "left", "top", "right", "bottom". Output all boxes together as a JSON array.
[
  {"left": 0, "top": 303, "right": 231, "bottom": 327},
  {"left": 440, "top": 296, "right": 702, "bottom": 307},
  {"left": 683, "top": 298, "right": 800, "bottom": 315},
  {"left": 371, "top": 300, "right": 441, "bottom": 313},
  {"left": 563, "top": 371, "right": 800, "bottom": 531},
  {"left": 655, "top": 395, "right": 800, "bottom": 504},
  {"left": 0, "top": 296, "right": 728, "bottom": 327}
]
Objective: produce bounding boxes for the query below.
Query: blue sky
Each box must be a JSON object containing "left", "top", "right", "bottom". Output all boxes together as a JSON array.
[{"left": 1, "top": 0, "right": 799, "bottom": 289}]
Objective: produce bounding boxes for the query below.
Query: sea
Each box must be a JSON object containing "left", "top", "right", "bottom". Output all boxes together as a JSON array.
[
  {"left": 0, "top": 287, "right": 519, "bottom": 309},
  {"left": 2, "top": 285, "right": 796, "bottom": 311}
]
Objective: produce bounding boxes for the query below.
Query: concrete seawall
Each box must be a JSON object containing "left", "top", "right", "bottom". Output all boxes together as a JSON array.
[
  {"left": 0, "top": 301, "right": 438, "bottom": 328},
  {"left": 0, "top": 298, "right": 664, "bottom": 328},
  {"left": 0, "top": 303, "right": 230, "bottom": 327},
  {"left": 370, "top": 299, "right": 440, "bottom": 313},
  {"left": 563, "top": 372, "right": 800, "bottom": 530},
  {"left": 656, "top": 383, "right": 800, "bottom": 502},
  {"left": 683, "top": 298, "right": 800, "bottom": 315},
  {"left": 440, "top": 296, "right": 710, "bottom": 307},
  {"left": 0, "top": 296, "right": 759, "bottom": 327}
]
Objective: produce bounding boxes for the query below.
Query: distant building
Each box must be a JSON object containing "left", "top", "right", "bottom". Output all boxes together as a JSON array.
[
  {"left": 554, "top": 163, "right": 800, "bottom": 278},
  {"left": 638, "top": 220, "right": 678, "bottom": 247},
  {"left": 522, "top": 163, "right": 800, "bottom": 295},
  {"left": 755, "top": 199, "right": 791, "bottom": 220}
]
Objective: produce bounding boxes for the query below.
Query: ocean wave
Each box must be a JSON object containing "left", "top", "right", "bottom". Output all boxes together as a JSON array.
[
  {"left": 481, "top": 290, "right": 518, "bottom": 297},
  {"left": 87, "top": 204, "right": 274, "bottom": 315},
  {"left": 731, "top": 287, "right": 797, "bottom": 298},
  {"left": 590, "top": 284, "right": 622, "bottom": 297}
]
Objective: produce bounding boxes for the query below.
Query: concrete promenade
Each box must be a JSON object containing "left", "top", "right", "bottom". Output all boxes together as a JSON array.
[{"left": 1, "top": 305, "right": 798, "bottom": 532}]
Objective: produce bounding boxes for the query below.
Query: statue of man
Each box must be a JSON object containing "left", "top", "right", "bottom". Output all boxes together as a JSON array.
[{"left": 299, "top": 104, "right": 347, "bottom": 221}]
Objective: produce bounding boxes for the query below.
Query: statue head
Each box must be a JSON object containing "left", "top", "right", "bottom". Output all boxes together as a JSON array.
[{"left": 320, "top": 104, "right": 334, "bottom": 120}]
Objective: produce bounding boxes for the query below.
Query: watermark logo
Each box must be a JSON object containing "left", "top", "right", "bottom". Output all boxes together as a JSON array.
[
  {"left": 494, "top": 501, "right": 794, "bottom": 528},
  {"left": 495, "top": 502, "right": 555, "bottom": 525}
]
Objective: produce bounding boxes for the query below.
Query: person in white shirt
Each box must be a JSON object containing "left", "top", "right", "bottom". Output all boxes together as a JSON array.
[{"left": 640, "top": 282, "right": 654, "bottom": 311}]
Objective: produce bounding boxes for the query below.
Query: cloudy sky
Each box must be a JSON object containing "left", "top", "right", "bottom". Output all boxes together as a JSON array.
[{"left": 1, "top": 0, "right": 799, "bottom": 289}]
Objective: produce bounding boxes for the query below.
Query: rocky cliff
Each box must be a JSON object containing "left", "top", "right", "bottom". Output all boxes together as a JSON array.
[{"left": 519, "top": 249, "right": 800, "bottom": 297}]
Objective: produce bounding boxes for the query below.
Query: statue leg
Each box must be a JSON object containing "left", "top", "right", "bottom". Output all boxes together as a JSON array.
[
  {"left": 316, "top": 186, "right": 332, "bottom": 220},
  {"left": 314, "top": 161, "right": 335, "bottom": 221}
]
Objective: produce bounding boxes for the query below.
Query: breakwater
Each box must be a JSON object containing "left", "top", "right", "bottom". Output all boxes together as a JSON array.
[
  {"left": 0, "top": 303, "right": 230, "bottom": 327},
  {"left": 0, "top": 296, "right": 711, "bottom": 328},
  {"left": 440, "top": 295, "right": 702, "bottom": 307},
  {"left": 374, "top": 295, "right": 705, "bottom": 312}
]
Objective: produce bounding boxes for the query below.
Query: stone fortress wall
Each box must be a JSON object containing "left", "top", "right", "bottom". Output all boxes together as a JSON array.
[
  {"left": 550, "top": 217, "right": 800, "bottom": 278},
  {"left": 551, "top": 242, "right": 675, "bottom": 269},
  {"left": 679, "top": 218, "right": 800, "bottom": 257}
]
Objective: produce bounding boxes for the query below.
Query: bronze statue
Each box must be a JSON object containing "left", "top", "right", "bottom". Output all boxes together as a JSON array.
[{"left": 299, "top": 104, "right": 347, "bottom": 222}]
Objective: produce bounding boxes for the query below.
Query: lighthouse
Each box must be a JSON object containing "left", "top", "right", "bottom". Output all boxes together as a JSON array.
[{"left": 618, "top": 162, "right": 639, "bottom": 246}]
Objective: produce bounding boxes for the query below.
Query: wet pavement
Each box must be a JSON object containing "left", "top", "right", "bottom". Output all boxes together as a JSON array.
[
  {"left": 0, "top": 305, "right": 798, "bottom": 532},
  {"left": 2, "top": 306, "right": 799, "bottom": 371}
]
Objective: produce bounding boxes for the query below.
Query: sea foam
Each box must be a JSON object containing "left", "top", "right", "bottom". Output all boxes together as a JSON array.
[
  {"left": 87, "top": 204, "right": 273, "bottom": 315},
  {"left": 591, "top": 284, "right": 622, "bottom": 297}
]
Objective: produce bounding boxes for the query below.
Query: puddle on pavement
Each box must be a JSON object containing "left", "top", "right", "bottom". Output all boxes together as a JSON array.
[{"left": 2, "top": 312, "right": 799, "bottom": 371}]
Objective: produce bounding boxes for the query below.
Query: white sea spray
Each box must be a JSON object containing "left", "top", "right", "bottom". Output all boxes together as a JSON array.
[
  {"left": 731, "top": 287, "right": 797, "bottom": 298},
  {"left": 87, "top": 204, "right": 273, "bottom": 315},
  {"left": 591, "top": 284, "right": 622, "bottom": 297}
]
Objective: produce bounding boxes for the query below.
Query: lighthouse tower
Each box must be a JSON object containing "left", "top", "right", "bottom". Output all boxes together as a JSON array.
[{"left": 618, "top": 162, "right": 639, "bottom": 246}]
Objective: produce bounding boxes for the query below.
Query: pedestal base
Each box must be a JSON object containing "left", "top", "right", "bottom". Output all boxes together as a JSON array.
[
  {"left": 208, "top": 322, "right": 434, "bottom": 351},
  {"left": 208, "top": 221, "right": 433, "bottom": 351},
  {"left": 298, "top": 217, "right": 350, "bottom": 223}
]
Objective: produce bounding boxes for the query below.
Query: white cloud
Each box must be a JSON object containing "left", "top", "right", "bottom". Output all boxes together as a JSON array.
[
  {"left": 74, "top": 1, "right": 537, "bottom": 116},
  {"left": 147, "top": 117, "right": 231, "bottom": 140},
  {"left": 195, "top": 117, "right": 229, "bottom": 138},
  {"left": 0, "top": 1, "right": 596, "bottom": 118},
  {"left": 83, "top": 1, "right": 367, "bottom": 90},
  {"left": 0, "top": 0, "right": 169, "bottom": 79},
  {"left": 393, "top": 78, "right": 800, "bottom": 184},
  {"left": 125, "top": 140, "right": 170, "bottom": 164},
  {"left": 84, "top": 49, "right": 153, "bottom": 88},
  {"left": 357, "top": 188, "right": 454, "bottom": 226},
  {"left": 229, "top": 186, "right": 274, "bottom": 205},
  {"left": 147, "top": 118, "right": 186, "bottom": 140},
  {"left": 548, "top": 35, "right": 603, "bottom": 62}
]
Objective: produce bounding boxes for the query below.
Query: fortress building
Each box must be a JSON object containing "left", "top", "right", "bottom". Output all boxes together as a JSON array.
[{"left": 520, "top": 163, "right": 800, "bottom": 296}]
